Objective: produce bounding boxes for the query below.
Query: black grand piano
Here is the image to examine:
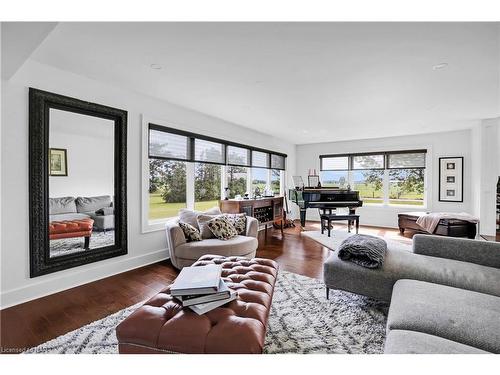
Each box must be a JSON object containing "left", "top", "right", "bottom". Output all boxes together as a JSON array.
[{"left": 289, "top": 188, "right": 363, "bottom": 227}]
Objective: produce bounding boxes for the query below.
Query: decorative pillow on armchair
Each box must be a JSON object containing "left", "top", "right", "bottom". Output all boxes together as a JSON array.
[
  {"left": 197, "top": 214, "right": 219, "bottom": 239},
  {"left": 179, "top": 207, "right": 222, "bottom": 230},
  {"left": 178, "top": 222, "right": 202, "bottom": 242},
  {"left": 207, "top": 216, "right": 238, "bottom": 241},
  {"left": 223, "top": 213, "right": 247, "bottom": 235}
]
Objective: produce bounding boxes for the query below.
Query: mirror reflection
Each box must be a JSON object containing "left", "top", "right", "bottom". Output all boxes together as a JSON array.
[{"left": 48, "top": 108, "right": 115, "bottom": 258}]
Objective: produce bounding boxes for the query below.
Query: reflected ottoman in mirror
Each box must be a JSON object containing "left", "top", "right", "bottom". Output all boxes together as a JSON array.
[
  {"left": 29, "top": 88, "right": 127, "bottom": 277},
  {"left": 48, "top": 196, "right": 115, "bottom": 257}
]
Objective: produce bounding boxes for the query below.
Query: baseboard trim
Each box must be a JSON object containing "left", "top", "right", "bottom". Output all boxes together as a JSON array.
[{"left": 0, "top": 248, "right": 169, "bottom": 309}]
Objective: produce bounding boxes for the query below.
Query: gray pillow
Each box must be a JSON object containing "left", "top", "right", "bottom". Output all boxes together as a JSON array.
[
  {"left": 76, "top": 195, "right": 112, "bottom": 213},
  {"left": 49, "top": 197, "right": 77, "bottom": 215},
  {"left": 178, "top": 206, "right": 222, "bottom": 230},
  {"left": 197, "top": 214, "right": 225, "bottom": 239},
  {"left": 95, "top": 207, "right": 114, "bottom": 216}
]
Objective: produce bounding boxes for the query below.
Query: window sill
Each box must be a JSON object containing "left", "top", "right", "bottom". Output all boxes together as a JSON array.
[{"left": 142, "top": 217, "right": 178, "bottom": 233}]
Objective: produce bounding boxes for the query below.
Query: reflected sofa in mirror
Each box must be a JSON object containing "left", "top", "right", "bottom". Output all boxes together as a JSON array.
[{"left": 30, "top": 88, "right": 127, "bottom": 277}]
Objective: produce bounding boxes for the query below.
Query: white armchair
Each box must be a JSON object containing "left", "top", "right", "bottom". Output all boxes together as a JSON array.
[{"left": 165, "top": 216, "right": 259, "bottom": 269}]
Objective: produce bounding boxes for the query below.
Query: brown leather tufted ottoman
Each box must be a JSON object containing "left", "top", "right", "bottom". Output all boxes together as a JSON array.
[
  {"left": 49, "top": 218, "right": 94, "bottom": 248},
  {"left": 116, "top": 255, "right": 279, "bottom": 354}
]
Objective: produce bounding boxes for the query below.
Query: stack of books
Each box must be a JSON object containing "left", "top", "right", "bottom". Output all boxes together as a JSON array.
[{"left": 170, "top": 264, "right": 237, "bottom": 315}]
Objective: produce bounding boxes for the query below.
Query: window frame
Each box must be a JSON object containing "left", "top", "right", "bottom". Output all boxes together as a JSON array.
[
  {"left": 148, "top": 123, "right": 287, "bottom": 166},
  {"left": 142, "top": 118, "right": 287, "bottom": 233},
  {"left": 319, "top": 149, "right": 427, "bottom": 208}
]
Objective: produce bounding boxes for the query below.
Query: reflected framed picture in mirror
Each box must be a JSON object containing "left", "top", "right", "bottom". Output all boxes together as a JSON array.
[
  {"left": 29, "top": 88, "right": 128, "bottom": 277},
  {"left": 49, "top": 148, "right": 68, "bottom": 176}
]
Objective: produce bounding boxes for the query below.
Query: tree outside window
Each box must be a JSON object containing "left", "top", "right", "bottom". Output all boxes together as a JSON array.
[
  {"left": 226, "top": 166, "right": 247, "bottom": 198},
  {"left": 389, "top": 169, "right": 424, "bottom": 206},
  {"left": 148, "top": 159, "right": 187, "bottom": 220},
  {"left": 271, "top": 169, "right": 281, "bottom": 194},
  {"left": 194, "top": 163, "right": 221, "bottom": 211},
  {"left": 352, "top": 170, "right": 384, "bottom": 204}
]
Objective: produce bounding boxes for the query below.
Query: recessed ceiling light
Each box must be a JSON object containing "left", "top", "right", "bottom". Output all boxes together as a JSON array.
[
  {"left": 432, "top": 63, "right": 448, "bottom": 70},
  {"left": 150, "top": 64, "right": 162, "bottom": 70}
]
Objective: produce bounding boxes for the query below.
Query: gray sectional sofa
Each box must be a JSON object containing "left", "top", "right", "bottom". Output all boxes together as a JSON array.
[
  {"left": 323, "top": 234, "right": 500, "bottom": 354},
  {"left": 49, "top": 195, "right": 114, "bottom": 231}
]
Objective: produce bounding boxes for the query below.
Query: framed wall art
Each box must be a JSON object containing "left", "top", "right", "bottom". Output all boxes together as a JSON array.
[
  {"left": 439, "top": 156, "right": 463, "bottom": 202},
  {"left": 49, "top": 148, "right": 68, "bottom": 176}
]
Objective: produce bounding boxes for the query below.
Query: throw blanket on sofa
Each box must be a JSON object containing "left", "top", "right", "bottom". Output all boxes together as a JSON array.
[
  {"left": 416, "top": 212, "right": 479, "bottom": 234},
  {"left": 338, "top": 234, "right": 387, "bottom": 269}
]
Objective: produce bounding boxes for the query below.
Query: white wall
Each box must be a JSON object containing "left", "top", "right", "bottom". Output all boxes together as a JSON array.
[
  {"left": 49, "top": 109, "right": 114, "bottom": 198},
  {"left": 476, "top": 118, "right": 499, "bottom": 235},
  {"left": 0, "top": 59, "right": 296, "bottom": 308},
  {"left": 295, "top": 130, "right": 474, "bottom": 228}
]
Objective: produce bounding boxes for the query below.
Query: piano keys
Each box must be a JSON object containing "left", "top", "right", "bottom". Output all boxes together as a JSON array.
[{"left": 289, "top": 188, "right": 363, "bottom": 227}]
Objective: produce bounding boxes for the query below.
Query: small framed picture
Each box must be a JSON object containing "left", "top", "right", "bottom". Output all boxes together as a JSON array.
[
  {"left": 308, "top": 175, "right": 320, "bottom": 188},
  {"left": 49, "top": 148, "right": 68, "bottom": 176},
  {"left": 439, "top": 157, "right": 463, "bottom": 202}
]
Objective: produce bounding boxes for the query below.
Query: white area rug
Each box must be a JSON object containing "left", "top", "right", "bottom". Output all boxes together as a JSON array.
[
  {"left": 24, "top": 271, "right": 389, "bottom": 354},
  {"left": 301, "top": 230, "right": 412, "bottom": 252}
]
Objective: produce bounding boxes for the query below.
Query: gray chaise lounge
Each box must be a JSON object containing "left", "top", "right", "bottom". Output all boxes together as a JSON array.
[{"left": 324, "top": 234, "right": 500, "bottom": 353}]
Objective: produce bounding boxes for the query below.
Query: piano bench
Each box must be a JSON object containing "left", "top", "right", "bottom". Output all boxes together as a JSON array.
[{"left": 320, "top": 214, "right": 359, "bottom": 237}]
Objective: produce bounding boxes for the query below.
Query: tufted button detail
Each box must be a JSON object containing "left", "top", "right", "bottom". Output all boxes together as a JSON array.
[{"left": 116, "top": 255, "right": 279, "bottom": 354}]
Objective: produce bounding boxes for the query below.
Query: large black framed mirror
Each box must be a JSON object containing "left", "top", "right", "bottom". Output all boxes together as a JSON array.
[{"left": 29, "top": 88, "right": 127, "bottom": 277}]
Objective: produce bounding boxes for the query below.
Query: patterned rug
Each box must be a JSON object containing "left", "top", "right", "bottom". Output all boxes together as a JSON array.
[
  {"left": 24, "top": 271, "right": 389, "bottom": 354},
  {"left": 50, "top": 230, "right": 115, "bottom": 258}
]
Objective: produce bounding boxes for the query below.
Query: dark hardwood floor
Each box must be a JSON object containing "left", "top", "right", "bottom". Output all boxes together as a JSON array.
[
  {"left": 0, "top": 222, "right": 410, "bottom": 353},
  {"left": 481, "top": 233, "right": 500, "bottom": 242}
]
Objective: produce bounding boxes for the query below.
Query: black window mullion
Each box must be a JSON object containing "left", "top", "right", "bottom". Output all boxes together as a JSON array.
[{"left": 188, "top": 137, "right": 195, "bottom": 162}]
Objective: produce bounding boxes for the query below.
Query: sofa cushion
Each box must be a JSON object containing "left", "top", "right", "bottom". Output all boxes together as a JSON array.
[
  {"left": 207, "top": 216, "right": 238, "bottom": 240},
  {"left": 384, "top": 330, "right": 490, "bottom": 354},
  {"left": 89, "top": 214, "right": 115, "bottom": 230},
  {"left": 76, "top": 195, "right": 112, "bottom": 213},
  {"left": 174, "top": 236, "right": 258, "bottom": 262},
  {"left": 324, "top": 246, "right": 500, "bottom": 302},
  {"left": 178, "top": 207, "right": 221, "bottom": 230},
  {"left": 178, "top": 222, "right": 202, "bottom": 242},
  {"left": 50, "top": 213, "right": 91, "bottom": 222},
  {"left": 387, "top": 279, "right": 500, "bottom": 353},
  {"left": 49, "top": 197, "right": 77, "bottom": 215}
]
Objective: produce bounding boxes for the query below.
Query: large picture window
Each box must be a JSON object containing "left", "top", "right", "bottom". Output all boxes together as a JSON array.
[
  {"left": 320, "top": 170, "right": 349, "bottom": 188},
  {"left": 352, "top": 170, "right": 384, "bottom": 204},
  {"left": 146, "top": 124, "right": 287, "bottom": 228},
  {"left": 148, "top": 159, "right": 187, "bottom": 221},
  {"left": 226, "top": 166, "right": 248, "bottom": 199},
  {"left": 271, "top": 170, "right": 281, "bottom": 194},
  {"left": 251, "top": 168, "right": 267, "bottom": 195},
  {"left": 320, "top": 150, "right": 426, "bottom": 206},
  {"left": 195, "top": 162, "right": 222, "bottom": 211}
]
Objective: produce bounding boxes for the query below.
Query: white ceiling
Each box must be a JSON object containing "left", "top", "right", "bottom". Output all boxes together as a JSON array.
[{"left": 29, "top": 22, "right": 500, "bottom": 144}]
